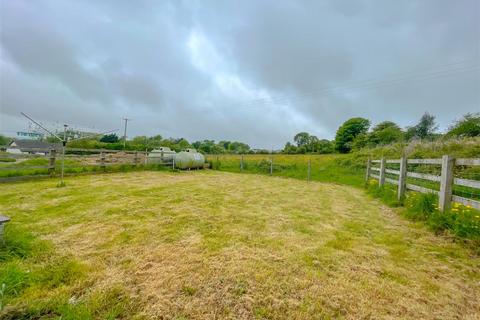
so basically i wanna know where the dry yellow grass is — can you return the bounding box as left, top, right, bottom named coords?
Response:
left=1, top=170, right=479, bottom=319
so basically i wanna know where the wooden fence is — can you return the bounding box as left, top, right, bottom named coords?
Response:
left=0, top=148, right=164, bottom=182
left=366, top=156, right=480, bottom=212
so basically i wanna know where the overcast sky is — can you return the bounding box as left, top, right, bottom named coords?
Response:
left=1, top=0, right=479, bottom=148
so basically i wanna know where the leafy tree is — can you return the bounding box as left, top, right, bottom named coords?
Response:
left=368, top=121, right=403, bottom=146
left=100, top=133, right=119, bottom=143
left=0, top=135, right=11, bottom=145
left=315, top=139, right=334, bottom=154
left=447, top=113, right=480, bottom=137
left=293, top=132, right=310, bottom=147
left=351, top=133, right=369, bottom=151
left=148, top=135, right=163, bottom=145
left=193, top=140, right=224, bottom=154
left=283, top=142, right=297, bottom=154
left=296, top=146, right=307, bottom=154
left=176, top=138, right=191, bottom=151
left=334, top=117, right=370, bottom=153
left=227, top=141, right=251, bottom=154
left=404, top=126, right=417, bottom=141
left=192, top=141, right=202, bottom=150
left=306, top=135, right=319, bottom=152
left=218, top=140, right=231, bottom=150
left=416, top=112, right=438, bottom=139
left=406, top=112, right=438, bottom=140
left=130, top=136, right=147, bottom=149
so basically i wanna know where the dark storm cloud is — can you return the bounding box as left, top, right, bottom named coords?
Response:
left=1, top=0, right=479, bottom=148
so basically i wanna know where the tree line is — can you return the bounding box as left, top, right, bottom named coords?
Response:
left=1, top=112, right=478, bottom=154
left=62, top=134, right=255, bottom=154
left=283, top=112, right=479, bottom=154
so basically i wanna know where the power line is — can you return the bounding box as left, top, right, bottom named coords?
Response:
left=238, top=61, right=480, bottom=109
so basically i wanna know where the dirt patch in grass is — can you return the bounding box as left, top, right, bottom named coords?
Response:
left=1, top=171, right=479, bottom=319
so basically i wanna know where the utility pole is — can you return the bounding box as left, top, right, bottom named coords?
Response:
left=60, top=124, right=68, bottom=186
left=123, top=118, right=131, bottom=149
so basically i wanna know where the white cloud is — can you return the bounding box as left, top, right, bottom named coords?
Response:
left=1, top=0, right=478, bottom=148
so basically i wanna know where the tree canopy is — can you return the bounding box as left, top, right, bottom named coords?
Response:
left=283, top=133, right=334, bottom=154
left=100, top=133, right=119, bottom=143
left=334, top=118, right=370, bottom=153
left=447, top=113, right=480, bottom=138
left=405, top=112, right=438, bottom=140
left=0, top=134, right=11, bottom=146
left=368, top=121, right=404, bottom=146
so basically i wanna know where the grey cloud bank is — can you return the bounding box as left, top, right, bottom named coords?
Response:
left=1, top=0, right=479, bottom=148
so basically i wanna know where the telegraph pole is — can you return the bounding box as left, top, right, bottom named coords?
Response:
left=122, top=118, right=131, bottom=149
left=60, top=124, right=68, bottom=186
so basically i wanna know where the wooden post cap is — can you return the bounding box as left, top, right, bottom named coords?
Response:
left=0, top=215, right=11, bottom=224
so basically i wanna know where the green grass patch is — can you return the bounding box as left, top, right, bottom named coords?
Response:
left=0, top=223, right=138, bottom=318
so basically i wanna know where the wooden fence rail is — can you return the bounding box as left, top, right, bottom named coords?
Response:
left=366, top=156, right=480, bottom=212
left=0, top=148, right=170, bottom=182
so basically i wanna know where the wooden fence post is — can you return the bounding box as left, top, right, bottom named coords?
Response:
left=397, top=156, right=407, bottom=202
left=379, top=157, right=386, bottom=187
left=270, top=157, right=273, bottom=175
left=365, top=158, right=371, bottom=182
left=134, top=152, right=139, bottom=166
left=49, top=149, right=56, bottom=176
left=100, top=151, right=106, bottom=172
left=240, top=155, right=244, bottom=171
left=439, top=155, right=454, bottom=212
left=307, top=159, right=311, bottom=181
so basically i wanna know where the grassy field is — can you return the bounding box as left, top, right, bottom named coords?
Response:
left=1, top=171, right=479, bottom=319
left=205, top=154, right=365, bottom=187
left=0, top=157, right=151, bottom=179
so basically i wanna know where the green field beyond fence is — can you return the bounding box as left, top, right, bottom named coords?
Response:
left=205, top=154, right=365, bottom=187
